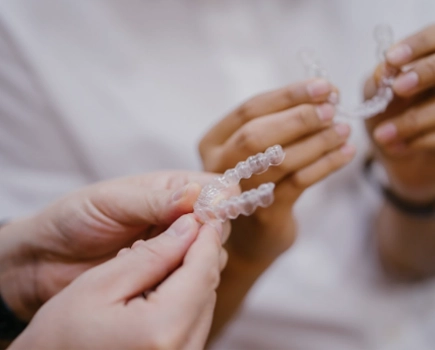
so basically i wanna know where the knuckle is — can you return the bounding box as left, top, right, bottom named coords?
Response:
left=288, top=169, right=313, bottom=190
left=320, top=128, right=337, bottom=147
left=422, top=56, right=435, bottom=81
left=325, top=151, right=344, bottom=173
left=403, top=107, right=421, bottom=133
left=413, top=27, right=433, bottom=51
left=282, top=86, right=298, bottom=105
left=293, top=105, right=318, bottom=130
left=290, top=173, right=308, bottom=189
left=324, top=151, right=342, bottom=170
left=416, top=35, right=429, bottom=50
left=235, top=98, right=259, bottom=124
left=134, top=242, right=170, bottom=272
left=234, top=122, right=262, bottom=152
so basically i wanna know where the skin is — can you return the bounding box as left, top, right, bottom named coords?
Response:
left=365, top=24, right=435, bottom=278
left=199, top=79, right=356, bottom=339
left=9, top=215, right=226, bottom=350
left=0, top=171, right=237, bottom=323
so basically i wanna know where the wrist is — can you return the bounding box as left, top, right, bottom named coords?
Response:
left=365, top=157, right=435, bottom=216
left=0, top=218, right=39, bottom=321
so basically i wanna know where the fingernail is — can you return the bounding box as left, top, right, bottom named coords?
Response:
left=165, top=215, right=198, bottom=237
left=172, top=184, right=190, bottom=202
left=340, top=144, right=356, bottom=157
left=335, top=123, right=350, bottom=137
left=386, top=44, right=412, bottom=65
left=393, top=71, right=419, bottom=94
left=374, top=123, right=397, bottom=143
left=316, top=103, right=335, bottom=122
left=307, top=79, right=331, bottom=98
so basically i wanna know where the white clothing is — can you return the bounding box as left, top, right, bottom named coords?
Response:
left=0, top=1, right=434, bottom=349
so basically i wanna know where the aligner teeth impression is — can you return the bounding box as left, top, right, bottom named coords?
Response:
left=193, top=145, right=285, bottom=223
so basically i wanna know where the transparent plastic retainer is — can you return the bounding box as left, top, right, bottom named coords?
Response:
left=300, top=24, right=396, bottom=120
left=193, top=145, right=285, bottom=223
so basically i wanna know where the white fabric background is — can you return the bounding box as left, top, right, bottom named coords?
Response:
left=0, top=1, right=434, bottom=349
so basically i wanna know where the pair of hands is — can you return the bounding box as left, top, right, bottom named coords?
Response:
left=1, top=172, right=234, bottom=349
left=200, top=24, right=435, bottom=268
left=1, top=80, right=355, bottom=349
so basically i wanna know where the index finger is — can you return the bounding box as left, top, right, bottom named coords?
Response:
left=201, top=79, right=334, bottom=146
left=386, top=24, right=435, bottom=67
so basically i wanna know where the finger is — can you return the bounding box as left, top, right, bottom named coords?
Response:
left=288, top=144, right=356, bottom=189
left=246, top=123, right=351, bottom=186
left=373, top=97, right=435, bottom=144
left=91, top=181, right=203, bottom=227
left=220, top=103, right=335, bottom=164
left=86, top=214, right=203, bottom=300
left=200, top=79, right=334, bottom=146
left=409, top=131, right=435, bottom=150
left=392, top=54, right=435, bottom=97
left=117, top=248, right=130, bottom=257
left=386, top=24, right=435, bottom=67
left=146, top=223, right=222, bottom=333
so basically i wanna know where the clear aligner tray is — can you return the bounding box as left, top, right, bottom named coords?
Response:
left=300, top=24, right=396, bottom=120
left=194, top=145, right=285, bottom=223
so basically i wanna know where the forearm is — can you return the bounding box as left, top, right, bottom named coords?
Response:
left=208, top=248, right=274, bottom=343
left=377, top=201, right=435, bottom=279
left=208, top=213, right=297, bottom=344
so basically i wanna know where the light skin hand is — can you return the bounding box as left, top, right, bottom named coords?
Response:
left=9, top=215, right=226, bottom=350
left=0, top=171, right=236, bottom=321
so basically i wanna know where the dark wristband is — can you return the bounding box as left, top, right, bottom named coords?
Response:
left=0, top=294, right=27, bottom=341
left=381, top=187, right=435, bottom=217
left=363, top=156, right=435, bottom=218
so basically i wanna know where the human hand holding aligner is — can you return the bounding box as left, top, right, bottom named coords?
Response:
left=300, top=24, right=396, bottom=120
left=193, top=145, right=285, bottom=223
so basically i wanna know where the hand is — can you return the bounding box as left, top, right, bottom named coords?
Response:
left=200, top=79, right=355, bottom=263
left=10, top=215, right=226, bottom=350
left=0, top=171, right=234, bottom=321
left=365, top=24, right=435, bottom=203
